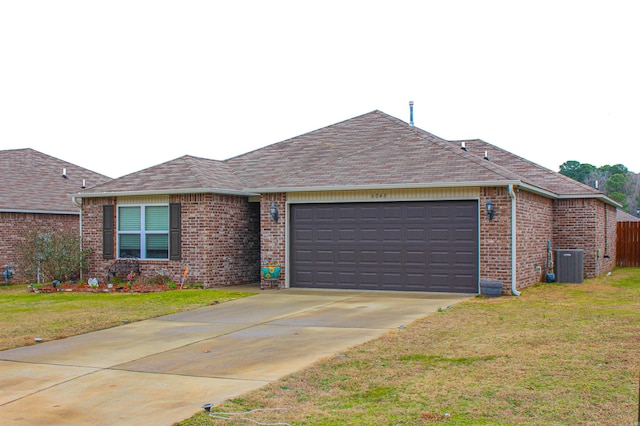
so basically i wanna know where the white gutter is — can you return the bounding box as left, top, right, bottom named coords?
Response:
left=509, top=184, right=520, bottom=296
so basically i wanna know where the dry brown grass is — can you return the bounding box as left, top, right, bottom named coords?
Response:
left=180, top=268, right=640, bottom=425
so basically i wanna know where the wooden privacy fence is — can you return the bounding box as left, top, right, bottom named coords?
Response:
left=617, top=222, right=640, bottom=267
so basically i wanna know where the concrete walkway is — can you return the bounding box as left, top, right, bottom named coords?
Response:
left=0, top=287, right=471, bottom=425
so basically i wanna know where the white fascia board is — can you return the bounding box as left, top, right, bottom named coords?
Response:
left=557, top=193, right=622, bottom=207
left=69, top=188, right=259, bottom=199
left=245, top=180, right=523, bottom=194
left=517, top=182, right=622, bottom=207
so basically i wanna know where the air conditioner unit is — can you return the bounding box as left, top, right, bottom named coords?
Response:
left=555, top=249, right=584, bottom=283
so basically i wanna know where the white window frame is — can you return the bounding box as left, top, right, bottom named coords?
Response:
left=117, top=204, right=169, bottom=260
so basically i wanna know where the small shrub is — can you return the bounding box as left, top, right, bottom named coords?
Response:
left=146, top=274, right=171, bottom=285
left=17, top=229, right=91, bottom=283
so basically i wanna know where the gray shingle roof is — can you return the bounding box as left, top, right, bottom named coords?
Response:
left=617, top=209, right=640, bottom=222
left=74, top=110, right=609, bottom=201
left=226, top=111, right=525, bottom=190
left=451, top=139, right=603, bottom=196
left=80, top=155, right=247, bottom=196
left=0, top=148, right=112, bottom=213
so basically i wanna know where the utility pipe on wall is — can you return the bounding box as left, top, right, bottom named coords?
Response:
left=508, top=184, right=520, bottom=296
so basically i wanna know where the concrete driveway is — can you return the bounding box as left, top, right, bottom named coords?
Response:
left=0, top=287, right=471, bottom=425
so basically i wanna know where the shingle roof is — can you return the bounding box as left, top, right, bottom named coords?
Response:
left=617, top=209, right=640, bottom=222
left=74, top=110, right=611, bottom=202
left=451, top=139, right=603, bottom=197
left=226, top=111, right=525, bottom=190
left=79, top=155, right=247, bottom=196
left=0, top=148, right=112, bottom=213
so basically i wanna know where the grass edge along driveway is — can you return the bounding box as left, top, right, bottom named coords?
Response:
left=0, top=285, right=255, bottom=351
left=179, top=268, right=640, bottom=426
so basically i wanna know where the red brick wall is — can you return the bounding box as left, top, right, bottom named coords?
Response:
left=260, top=193, right=286, bottom=288
left=481, top=187, right=556, bottom=294
left=0, top=211, right=79, bottom=282
left=479, top=187, right=512, bottom=292
left=515, top=190, right=554, bottom=289
left=553, top=198, right=615, bottom=278
left=481, top=188, right=614, bottom=294
left=82, top=194, right=260, bottom=287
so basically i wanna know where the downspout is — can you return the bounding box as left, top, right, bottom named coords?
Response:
left=508, top=185, right=520, bottom=296
left=72, top=197, right=83, bottom=281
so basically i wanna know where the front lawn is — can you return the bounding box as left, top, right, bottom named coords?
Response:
left=179, top=268, right=640, bottom=425
left=0, top=284, right=255, bottom=351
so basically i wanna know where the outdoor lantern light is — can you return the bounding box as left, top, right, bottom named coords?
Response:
left=269, top=204, right=279, bottom=222
left=486, top=200, right=495, bottom=220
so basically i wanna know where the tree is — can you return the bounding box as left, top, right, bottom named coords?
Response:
left=559, top=160, right=638, bottom=214
left=17, top=229, right=91, bottom=283
left=559, top=161, right=596, bottom=183
left=606, top=173, right=628, bottom=194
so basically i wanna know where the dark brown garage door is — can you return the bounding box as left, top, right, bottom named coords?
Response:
left=290, top=201, right=478, bottom=293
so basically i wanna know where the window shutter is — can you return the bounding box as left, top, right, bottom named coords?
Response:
left=169, top=203, right=181, bottom=260
left=103, top=205, right=114, bottom=259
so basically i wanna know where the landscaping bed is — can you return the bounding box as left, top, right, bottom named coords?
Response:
left=28, top=281, right=178, bottom=293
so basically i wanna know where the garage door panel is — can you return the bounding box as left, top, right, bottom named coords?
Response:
left=294, top=229, right=314, bottom=243
left=290, top=201, right=478, bottom=292
left=359, top=207, right=380, bottom=221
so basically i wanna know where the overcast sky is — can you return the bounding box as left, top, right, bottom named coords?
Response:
left=1, top=1, right=638, bottom=179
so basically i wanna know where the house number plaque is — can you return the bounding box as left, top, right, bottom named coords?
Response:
left=370, top=193, right=389, bottom=199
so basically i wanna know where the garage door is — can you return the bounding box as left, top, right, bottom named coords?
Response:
left=290, top=201, right=478, bottom=293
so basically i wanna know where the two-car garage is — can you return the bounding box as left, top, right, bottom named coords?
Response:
left=289, top=200, right=479, bottom=293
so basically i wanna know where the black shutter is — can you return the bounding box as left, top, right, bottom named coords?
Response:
left=169, top=203, right=181, bottom=260
left=103, top=205, right=114, bottom=259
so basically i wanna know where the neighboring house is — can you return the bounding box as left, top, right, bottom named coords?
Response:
left=616, top=209, right=640, bottom=222
left=0, top=148, right=112, bottom=282
left=75, top=111, right=617, bottom=294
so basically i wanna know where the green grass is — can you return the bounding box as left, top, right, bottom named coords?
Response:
left=0, top=283, right=255, bottom=350
left=178, top=268, right=640, bottom=425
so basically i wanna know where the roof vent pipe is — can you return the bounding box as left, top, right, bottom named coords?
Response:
left=409, top=101, right=414, bottom=127
left=82, top=179, right=86, bottom=189
left=461, top=141, right=467, bottom=151
left=62, top=168, right=67, bottom=178
left=484, top=151, right=489, bottom=160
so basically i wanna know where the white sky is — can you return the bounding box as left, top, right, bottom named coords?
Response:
left=1, top=1, right=638, bottom=179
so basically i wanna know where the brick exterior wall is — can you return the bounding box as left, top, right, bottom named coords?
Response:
left=0, top=212, right=79, bottom=282
left=82, top=194, right=260, bottom=288
left=260, top=193, right=286, bottom=288
left=479, top=187, right=512, bottom=291
left=553, top=198, right=616, bottom=278
left=76, top=188, right=614, bottom=293
left=515, top=190, right=554, bottom=289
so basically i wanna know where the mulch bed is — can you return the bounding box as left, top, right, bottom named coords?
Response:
left=28, top=281, right=173, bottom=293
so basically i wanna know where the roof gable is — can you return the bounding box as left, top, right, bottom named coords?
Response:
left=227, top=111, right=525, bottom=190
left=78, top=155, right=248, bottom=196
left=72, top=110, right=614, bottom=202
left=0, top=148, right=112, bottom=213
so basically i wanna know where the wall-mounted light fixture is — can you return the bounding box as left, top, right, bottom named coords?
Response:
left=269, top=204, right=279, bottom=222
left=486, top=200, right=495, bottom=220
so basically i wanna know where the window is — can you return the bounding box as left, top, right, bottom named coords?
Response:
left=117, top=205, right=169, bottom=259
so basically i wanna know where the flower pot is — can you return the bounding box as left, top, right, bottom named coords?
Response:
left=261, top=266, right=281, bottom=280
